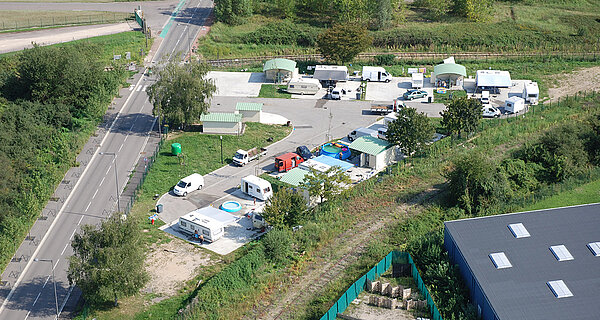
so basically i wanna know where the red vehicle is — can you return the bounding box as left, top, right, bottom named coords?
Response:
left=275, top=153, right=304, bottom=172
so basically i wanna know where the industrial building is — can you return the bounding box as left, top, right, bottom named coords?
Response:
left=444, top=203, right=600, bottom=320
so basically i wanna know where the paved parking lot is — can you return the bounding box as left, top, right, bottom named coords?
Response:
left=208, top=71, right=266, bottom=97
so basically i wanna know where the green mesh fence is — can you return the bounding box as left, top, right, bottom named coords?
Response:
left=320, top=251, right=443, bottom=320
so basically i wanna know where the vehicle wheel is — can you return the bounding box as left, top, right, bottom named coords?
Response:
left=183, top=192, right=187, bottom=197
left=300, top=92, right=304, bottom=95
left=385, top=79, right=390, bottom=83
left=198, top=185, right=203, bottom=190
left=410, top=97, right=414, bottom=100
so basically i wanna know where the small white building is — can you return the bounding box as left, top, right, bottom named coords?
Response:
left=178, top=207, right=237, bottom=243
left=241, top=175, right=273, bottom=201
left=200, top=112, right=243, bottom=135
left=235, top=102, right=262, bottom=122
left=475, top=70, right=512, bottom=93
left=348, top=136, right=397, bottom=171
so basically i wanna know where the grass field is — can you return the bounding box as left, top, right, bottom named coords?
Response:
left=0, top=10, right=131, bottom=31
left=258, top=84, right=291, bottom=98
left=433, top=89, right=467, bottom=105
left=520, top=178, right=600, bottom=212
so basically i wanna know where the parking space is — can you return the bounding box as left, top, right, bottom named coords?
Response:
left=365, top=77, right=434, bottom=102
left=208, top=71, right=266, bottom=97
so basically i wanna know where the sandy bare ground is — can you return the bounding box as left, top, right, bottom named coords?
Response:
left=0, top=22, right=134, bottom=53
left=547, top=66, right=600, bottom=101
left=143, top=237, right=213, bottom=298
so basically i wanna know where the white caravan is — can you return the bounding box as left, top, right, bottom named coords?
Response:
left=241, top=175, right=273, bottom=201
left=523, top=81, right=539, bottom=105
left=362, top=66, right=392, bottom=82
left=173, top=173, right=205, bottom=196
left=505, top=96, right=525, bottom=114
left=178, top=207, right=236, bottom=242
left=286, top=78, right=322, bottom=95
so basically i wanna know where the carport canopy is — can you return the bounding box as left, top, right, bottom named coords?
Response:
left=263, top=58, right=296, bottom=72
left=434, top=63, right=467, bottom=78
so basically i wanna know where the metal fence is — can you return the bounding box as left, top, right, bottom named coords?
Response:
left=319, top=251, right=443, bottom=320
left=0, top=13, right=130, bottom=31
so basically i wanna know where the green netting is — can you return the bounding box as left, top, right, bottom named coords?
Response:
left=327, top=306, right=337, bottom=319
left=337, top=295, right=348, bottom=313
left=320, top=314, right=327, bottom=320
left=347, top=282, right=358, bottom=301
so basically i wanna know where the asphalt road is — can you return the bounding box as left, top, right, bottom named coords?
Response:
left=0, top=0, right=212, bottom=318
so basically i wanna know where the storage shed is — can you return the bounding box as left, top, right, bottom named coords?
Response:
left=475, top=70, right=512, bottom=93
left=279, top=167, right=310, bottom=187
left=235, top=102, right=262, bottom=122
left=200, top=113, right=242, bottom=135
left=348, top=136, right=397, bottom=170
left=263, top=58, right=297, bottom=83
left=431, top=62, right=467, bottom=88
left=444, top=203, right=600, bottom=320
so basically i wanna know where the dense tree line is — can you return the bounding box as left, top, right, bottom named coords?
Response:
left=0, top=43, right=126, bottom=268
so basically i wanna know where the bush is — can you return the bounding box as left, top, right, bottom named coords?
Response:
left=262, top=228, right=293, bottom=265
left=373, top=54, right=396, bottom=66
left=245, top=20, right=319, bottom=46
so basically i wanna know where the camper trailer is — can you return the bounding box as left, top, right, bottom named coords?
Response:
left=362, top=66, right=392, bottom=82
left=178, top=207, right=236, bottom=243
left=505, top=96, right=525, bottom=114
left=286, top=78, right=322, bottom=95
left=240, top=175, right=273, bottom=201
left=347, top=127, right=378, bottom=142
left=411, top=73, right=424, bottom=89
left=523, top=82, right=539, bottom=105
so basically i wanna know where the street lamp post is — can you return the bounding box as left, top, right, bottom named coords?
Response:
left=220, top=136, right=223, bottom=164
left=99, top=152, right=121, bottom=213
left=34, top=259, right=58, bottom=319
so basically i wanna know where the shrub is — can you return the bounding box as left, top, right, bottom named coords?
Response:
left=245, top=20, right=319, bottom=46
left=262, top=228, right=293, bottom=265
left=373, top=54, right=396, bottom=66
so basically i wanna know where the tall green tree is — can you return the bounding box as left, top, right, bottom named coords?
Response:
left=262, top=187, right=308, bottom=227
left=147, top=58, right=216, bottom=129
left=369, top=0, right=401, bottom=29
left=68, top=216, right=148, bottom=306
left=317, top=23, right=372, bottom=64
left=214, top=0, right=253, bottom=24
left=386, top=107, right=434, bottom=157
left=440, top=97, right=482, bottom=138
left=301, top=166, right=351, bottom=203
left=415, top=0, right=452, bottom=20
left=453, top=0, right=493, bottom=22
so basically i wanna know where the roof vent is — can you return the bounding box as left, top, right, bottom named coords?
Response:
left=489, top=252, right=512, bottom=269
left=550, top=245, right=574, bottom=262
left=587, top=242, right=600, bottom=257
left=508, top=223, right=530, bottom=238
left=547, top=280, right=573, bottom=298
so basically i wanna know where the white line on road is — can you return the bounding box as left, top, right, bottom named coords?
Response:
left=77, top=215, right=84, bottom=226
left=85, top=201, right=92, bottom=212
left=105, top=165, right=111, bottom=175
left=142, top=85, right=148, bottom=91
left=24, top=311, right=30, bottom=320
left=31, top=292, right=42, bottom=307
left=70, top=230, right=76, bottom=241
left=58, top=286, right=74, bottom=319
left=92, top=189, right=99, bottom=199
left=136, top=85, right=142, bottom=92
left=99, top=176, right=106, bottom=186
left=128, top=85, right=134, bottom=91
left=53, top=259, right=59, bottom=270
left=42, top=275, right=51, bottom=289
left=61, top=243, right=69, bottom=256
left=118, top=144, right=124, bottom=152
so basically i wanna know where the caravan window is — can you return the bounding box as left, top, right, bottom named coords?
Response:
left=248, top=185, right=253, bottom=190
left=202, top=230, right=210, bottom=236
left=290, top=85, right=295, bottom=88
left=301, top=85, right=307, bottom=88
left=181, top=221, right=187, bottom=227
left=264, top=187, right=271, bottom=193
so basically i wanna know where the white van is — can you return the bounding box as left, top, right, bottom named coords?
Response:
left=241, top=175, right=273, bottom=201
left=362, top=66, right=392, bottom=82
left=347, top=127, right=378, bottom=142
left=287, top=78, right=322, bottom=95
left=330, top=87, right=341, bottom=100
left=173, top=173, right=204, bottom=196
left=482, top=105, right=501, bottom=118
left=480, top=91, right=490, bottom=104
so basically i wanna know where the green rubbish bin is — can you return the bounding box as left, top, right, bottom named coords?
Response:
left=171, top=143, right=181, bottom=156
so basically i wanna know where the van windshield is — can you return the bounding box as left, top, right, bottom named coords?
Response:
left=177, top=181, right=187, bottom=188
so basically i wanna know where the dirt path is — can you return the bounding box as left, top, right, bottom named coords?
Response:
left=547, top=66, right=600, bottom=101
left=246, top=203, right=407, bottom=320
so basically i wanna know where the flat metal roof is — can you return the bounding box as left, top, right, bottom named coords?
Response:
left=444, top=203, right=600, bottom=319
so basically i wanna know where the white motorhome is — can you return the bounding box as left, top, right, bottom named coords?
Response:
left=347, top=127, right=378, bottom=142
left=173, top=173, right=205, bottom=196
left=523, top=81, right=539, bottom=105
left=362, top=66, right=392, bottom=82
left=241, top=175, right=273, bottom=201
left=505, top=96, right=525, bottom=114
left=286, top=78, right=322, bottom=95
left=178, top=207, right=236, bottom=243
left=411, top=73, right=424, bottom=89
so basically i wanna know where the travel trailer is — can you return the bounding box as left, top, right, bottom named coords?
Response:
left=286, top=78, right=322, bottom=95
left=505, top=96, right=525, bottom=114
left=347, top=127, right=378, bottom=142
left=240, top=175, right=273, bottom=201
left=523, top=82, right=539, bottom=105
left=178, top=207, right=236, bottom=242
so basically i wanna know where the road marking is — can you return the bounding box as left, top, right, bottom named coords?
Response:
left=99, top=176, right=106, bottom=187
left=92, top=189, right=99, bottom=199
left=58, top=286, right=74, bottom=319
left=77, top=215, right=84, bottom=226
left=128, top=85, right=134, bottom=91
left=61, top=243, right=69, bottom=256
left=136, top=85, right=142, bottom=92
left=32, top=292, right=42, bottom=307
left=105, top=166, right=111, bottom=175
left=24, top=311, right=30, bottom=320
left=42, top=275, right=51, bottom=288
left=53, top=259, right=59, bottom=269
left=85, top=201, right=92, bottom=212
left=70, top=230, right=76, bottom=240
left=118, top=144, right=124, bottom=152
left=142, top=85, right=148, bottom=91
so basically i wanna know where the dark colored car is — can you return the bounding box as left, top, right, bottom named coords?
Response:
left=296, top=146, right=313, bottom=160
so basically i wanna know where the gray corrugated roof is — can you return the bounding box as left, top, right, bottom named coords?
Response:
left=444, top=203, right=600, bottom=320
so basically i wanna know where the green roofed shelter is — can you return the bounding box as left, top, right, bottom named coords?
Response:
left=235, top=102, right=263, bottom=122
left=431, top=62, right=467, bottom=88
left=263, top=58, right=297, bottom=83
left=349, top=136, right=398, bottom=170
left=279, top=167, right=309, bottom=187
left=200, top=112, right=243, bottom=135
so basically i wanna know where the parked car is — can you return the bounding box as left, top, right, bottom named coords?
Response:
left=296, top=146, right=314, bottom=160
left=173, top=173, right=204, bottom=196
left=330, top=88, right=341, bottom=100
left=403, top=89, right=428, bottom=100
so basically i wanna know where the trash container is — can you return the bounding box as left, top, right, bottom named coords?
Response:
left=428, top=96, right=433, bottom=103
left=171, top=143, right=181, bottom=156
left=356, top=92, right=361, bottom=100
left=156, top=204, right=163, bottom=213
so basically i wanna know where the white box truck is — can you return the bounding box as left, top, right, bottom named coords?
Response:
left=362, top=66, right=392, bottom=83
left=505, top=96, right=525, bottom=114
left=347, top=127, right=378, bottom=142
left=411, top=73, right=424, bottom=89
left=173, top=173, right=205, bottom=196
left=241, top=175, right=273, bottom=201
left=523, top=81, right=539, bottom=105
left=286, top=78, right=322, bottom=95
